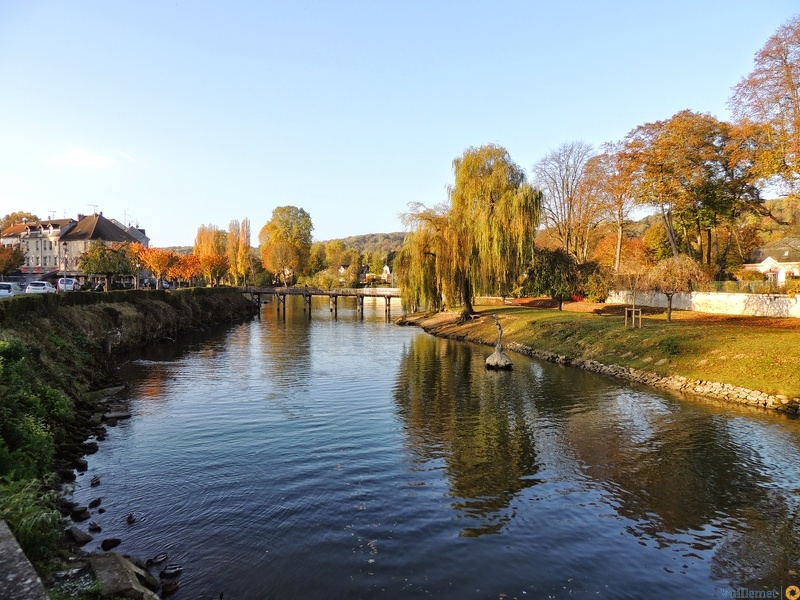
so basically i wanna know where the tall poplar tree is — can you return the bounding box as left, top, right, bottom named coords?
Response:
left=226, top=218, right=251, bottom=285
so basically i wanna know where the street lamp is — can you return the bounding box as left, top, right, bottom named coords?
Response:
left=135, top=263, right=140, bottom=289
left=61, top=242, right=68, bottom=292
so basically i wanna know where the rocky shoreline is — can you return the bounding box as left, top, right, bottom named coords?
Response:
left=0, top=288, right=259, bottom=599
left=400, top=311, right=800, bottom=414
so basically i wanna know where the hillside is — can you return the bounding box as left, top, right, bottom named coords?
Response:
left=321, top=232, right=406, bottom=255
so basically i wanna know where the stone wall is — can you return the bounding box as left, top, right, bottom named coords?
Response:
left=607, top=290, right=800, bottom=318
left=0, top=520, right=49, bottom=600
left=504, top=342, right=800, bottom=413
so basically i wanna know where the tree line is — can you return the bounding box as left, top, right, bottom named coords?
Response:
left=0, top=209, right=403, bottom=289
left=397, top=15, right=800, bottom=318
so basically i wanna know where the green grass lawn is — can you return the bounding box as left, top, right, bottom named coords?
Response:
left=415, top=304, right=800, bottom=399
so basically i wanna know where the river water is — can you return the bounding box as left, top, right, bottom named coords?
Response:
left=68, top=297, right=800, bottom=599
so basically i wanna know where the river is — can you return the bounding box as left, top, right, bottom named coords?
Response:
left=68, top=296, right=800, bottom=599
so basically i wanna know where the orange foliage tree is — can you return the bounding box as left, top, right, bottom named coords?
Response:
left=131, top=244, right=179, bottom=287
left=168, top=254, right=201, bottom=287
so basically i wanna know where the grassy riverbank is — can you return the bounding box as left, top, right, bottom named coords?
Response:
left=403, top=300, right=800, bottom=400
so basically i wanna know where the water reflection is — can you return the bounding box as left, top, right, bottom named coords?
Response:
left=394, top=334, right=540, bottom=536
left=393, top=332, right=800, bottom=587
left=91, top=307, right=800, bottom=596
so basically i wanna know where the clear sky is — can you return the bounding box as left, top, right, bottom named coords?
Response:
left=0, top=1, right=797, bottom=247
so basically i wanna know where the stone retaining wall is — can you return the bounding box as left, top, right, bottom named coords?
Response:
left=0, top=520, right=49, bottom=600
left=607, top=290, right=800, bottom=318
left=505, top=342, right=800, bottom=413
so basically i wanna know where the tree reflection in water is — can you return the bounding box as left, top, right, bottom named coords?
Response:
left=394, top=334, right=540, bottom=536
left=393, top=332, right=800, bottom=587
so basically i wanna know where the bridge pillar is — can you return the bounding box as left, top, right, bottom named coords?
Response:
left=303, top=293, right=312, bottom=317
left=277, top=293, right=285, bottom=317
left=329, top=295, right=338, bottom=319
left=357, top=296, right=364, bottom=319
left=384, top=296, right=391, bottom=320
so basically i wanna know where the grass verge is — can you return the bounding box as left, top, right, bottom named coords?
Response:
left=405, top=301, right=800, bottom=400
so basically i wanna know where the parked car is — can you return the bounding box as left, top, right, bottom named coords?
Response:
left=25, top=281, right=57, bottom=294
left=57, top=277, right=78, bottom=291
left=0, top=282, right=23, bottom=298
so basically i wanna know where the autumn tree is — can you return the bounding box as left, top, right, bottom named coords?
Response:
left=307, top=242, right=327, bottom=275
left=199, top=254, right=229, bottom=286
left=532, top=141, right=602, bottom=263
left=194, top=224, right=228, bottom=285
left=226, top=218, right=251, bottom=286
left=645, top=255, right=709, bottom=321
left=258, top=206, right=313, bottom=285
left=586, top=142, right=637, bottom=271
left=729, top=15, right=800, bottom=194
left=264, top=241, right=299, bottom=286
left=1, top=212, right=39, bottom=232
left=523, top=248, right=580, bottom=310
left=133, top=245, right=178, bottom=288
left=623, top=110, right=761, bottom=267
left=0, top=246, right=25, bottom=279
left=323, top=240, right=347, bottom=270
left=616, top=237, right=652, bottom=310
left=642, top=221, right=674, bottom=263
left=77, top=241, right=134, bottom=290
left=168, top=254, right=201, bottom=287
left=399, top=144, right=541, bottom=316
left=396, top=205, right=447, bottom=312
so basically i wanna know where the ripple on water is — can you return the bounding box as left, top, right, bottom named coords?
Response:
left=69, top=302, right=800, bottom=598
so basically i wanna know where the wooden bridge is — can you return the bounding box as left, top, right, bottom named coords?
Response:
left=241, top=286, right=402, bottom=319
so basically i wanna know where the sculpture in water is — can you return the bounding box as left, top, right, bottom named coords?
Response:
left=485, top=314, right=513, bottom=370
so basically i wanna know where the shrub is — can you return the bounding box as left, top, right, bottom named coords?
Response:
left=0, top=477, right=62, bottom=561
left=0, top=337, right=72, bottom=479
left=662, top=338, right=680, bottom=356
left=584, top=271, right=610, bottom=303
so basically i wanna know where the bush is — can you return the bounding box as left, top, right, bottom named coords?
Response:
left=734, top=268, right=765, bottom=282
left=584, top=270, right=610, bottom=303
left=0, top=477, right=62, bottom=561
left=0, top=337, right=72, bottom=480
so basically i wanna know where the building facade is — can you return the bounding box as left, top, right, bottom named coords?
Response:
left=1, top=213, right=149, bottom=282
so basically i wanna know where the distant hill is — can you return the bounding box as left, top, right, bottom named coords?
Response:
left=163, top=246, right=193, bottom=255
left=322, top=232, right=407, bottom=255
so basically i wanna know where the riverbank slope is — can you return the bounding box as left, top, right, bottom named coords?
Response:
left=0, top=287, right=257, bottom=589
left=399, top=301, right=800, bottom=412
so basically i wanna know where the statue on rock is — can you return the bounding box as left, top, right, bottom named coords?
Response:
left=485, top=314, right=513, bottom=370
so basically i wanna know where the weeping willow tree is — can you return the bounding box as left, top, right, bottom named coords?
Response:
left=397, top=144, right=542, bottom=317
left=396, top=203, right=449, bottom=313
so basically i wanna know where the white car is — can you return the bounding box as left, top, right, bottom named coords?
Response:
left=25, top=281, right=57, bottom=294
left=0, top=282, right=23, bottom=297
left=58, top=277, right=78, bottom=291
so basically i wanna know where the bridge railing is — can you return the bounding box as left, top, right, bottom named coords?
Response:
left=242, top=286, right=400, bottom=297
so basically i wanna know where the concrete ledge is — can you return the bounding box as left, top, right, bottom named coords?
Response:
left=607, top=290, right=800, bottom=318
left=0, top=520, right=49, bottom=600
left=89, top=553, right=161, bottom=600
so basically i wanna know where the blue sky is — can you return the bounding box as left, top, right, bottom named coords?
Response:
left=0, top=1, right=797, bottom=247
